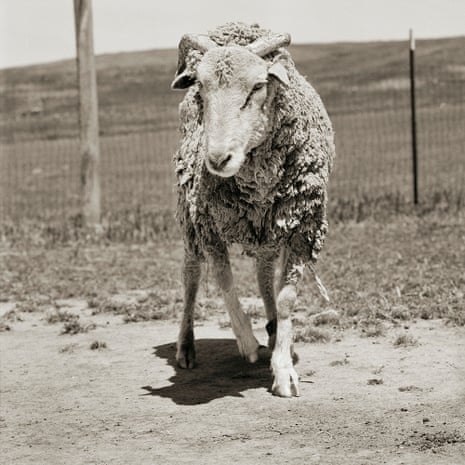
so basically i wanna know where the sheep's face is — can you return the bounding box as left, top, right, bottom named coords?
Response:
left=175, top=46, right=289, bottom=178
left=199, top=47, right=279, bottom=177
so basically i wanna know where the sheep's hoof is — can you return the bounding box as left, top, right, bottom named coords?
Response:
left=271, top=367, right=300, bottom=397
left=240, top=345, right=259, bottom=363
left=237, top=337, right=260, bottom=364
left=246, top=349, right=259, bottom=364
left=176, top=344, right=196, bottom=369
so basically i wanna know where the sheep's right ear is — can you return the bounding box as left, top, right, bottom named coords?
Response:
left=171, top=70, right=197, bottom=90
left=171, top=33, right=216, bottom=90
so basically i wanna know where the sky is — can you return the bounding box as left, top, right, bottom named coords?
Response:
left=1, top=0, right=464, bottom=69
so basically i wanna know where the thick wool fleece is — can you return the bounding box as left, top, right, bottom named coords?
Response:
left=174, top=23, right=335, bottom=265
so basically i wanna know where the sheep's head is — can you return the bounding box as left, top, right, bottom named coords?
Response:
left=171, top=32, right=291, bottom=178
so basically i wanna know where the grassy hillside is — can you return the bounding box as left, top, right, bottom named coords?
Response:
left=1, top=36, right=464, bottom=142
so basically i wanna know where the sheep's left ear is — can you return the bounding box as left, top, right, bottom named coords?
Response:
left=171, top=33, right=216, bottom=90
left=268, top=61, right=289, bottom=86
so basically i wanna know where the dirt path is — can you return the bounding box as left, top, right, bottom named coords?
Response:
left=1, top=306, right=465, bottom=465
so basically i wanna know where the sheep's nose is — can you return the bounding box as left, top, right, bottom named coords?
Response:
left=208, top=152, right=233, bottom=172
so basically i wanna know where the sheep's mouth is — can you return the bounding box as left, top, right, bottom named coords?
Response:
left=206, top=162, right=239, bottom=178
left=205, top=151, right=245, bottom=178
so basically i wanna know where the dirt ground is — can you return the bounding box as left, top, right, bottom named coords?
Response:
left=1, top=300, right=464, bottom=465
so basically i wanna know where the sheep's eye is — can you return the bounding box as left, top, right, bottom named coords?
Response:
left=241, top=82, right=267, bottom=109
left=252, top=81, right=267, bottom=92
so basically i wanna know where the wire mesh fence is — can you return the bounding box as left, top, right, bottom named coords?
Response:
left=0, top=37, right=464, bottom=224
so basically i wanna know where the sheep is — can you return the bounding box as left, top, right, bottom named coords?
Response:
left=171, top=23, right=335, bottom=397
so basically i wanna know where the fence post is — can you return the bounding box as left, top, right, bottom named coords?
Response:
left=409, top=29, right=419, bottom=205
left=74, top=0, right=101, bottom=227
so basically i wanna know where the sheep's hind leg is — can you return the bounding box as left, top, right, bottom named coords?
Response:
left=211, top=246, right=260, bottom=363
left=256, top=249, right=279, bottom=350
left=271, top=249, right=303, bottom=397
left=176, top=252, right=201, bottom=369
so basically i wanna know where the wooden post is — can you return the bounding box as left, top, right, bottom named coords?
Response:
left=409, top=29, right=419, bottom=205
left=74, top=0, right=101, bottom=226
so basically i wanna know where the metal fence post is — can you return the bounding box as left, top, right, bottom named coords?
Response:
left=409, top=29, right=419, bottom=205
left=74, top=0, right=101, bottom=227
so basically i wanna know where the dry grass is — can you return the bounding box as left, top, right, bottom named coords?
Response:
left=401, top=430, right=465, bottom=451
left=46, top=309, right=77, bottom=324
left=398, top=385, right=423, bottom=392
left=367, top=378, right=384, bottom=385
left=59, top=343, right=79, bottom=353
left=0, top=322, right=11, bottom=332
left=329, top=355, right=350, bottom=367
left=311, top=309, right=340, bottom=326
left=294, top=326, right=331, bottom=344
left=60, top=318, right=96, bottom=335
left=0, top=309, right=23, bottom=322
left=393, top=333, right=419, bottom=348
left=1, top=211, right=464, bottom=339
left=90, top=341, right=107, bottom=350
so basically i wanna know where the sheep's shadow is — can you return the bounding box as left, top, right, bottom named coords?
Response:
left=141, top=339, right=272, bottom=405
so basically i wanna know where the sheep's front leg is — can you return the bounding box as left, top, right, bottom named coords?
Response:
left=176, top=252, right=201, bottom=369
left=210, top=247, right=260, bottom=363
left=271, top=249, right=303, bottom=397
